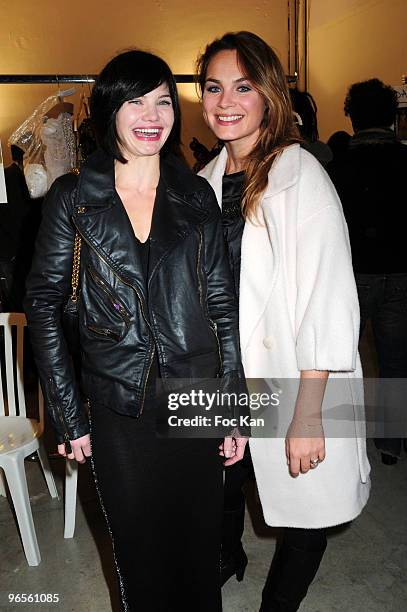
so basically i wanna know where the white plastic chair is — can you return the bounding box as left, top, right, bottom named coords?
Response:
left=64, top=454, right=78, bottom=539
left=0, top=312, right=78, bottom=565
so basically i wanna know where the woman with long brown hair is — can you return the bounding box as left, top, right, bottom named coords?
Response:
left=197, top=31, right=370, bottom=611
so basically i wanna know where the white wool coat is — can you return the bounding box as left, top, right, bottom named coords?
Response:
left=199, top=144, right=371, bottom=528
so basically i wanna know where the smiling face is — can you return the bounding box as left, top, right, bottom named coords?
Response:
left=115, top=82, right=175, bottom=161
left=202, top=49, right=266, bottom=154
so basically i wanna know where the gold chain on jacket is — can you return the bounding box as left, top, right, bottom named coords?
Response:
left=70, top=231, right=82, bottom=302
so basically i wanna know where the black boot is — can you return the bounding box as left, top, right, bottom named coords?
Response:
left=220, top=503, right=248, bottom=586
left=221, top=448, right=252, bottom=586
left=259, top=528, right=327, bottom=612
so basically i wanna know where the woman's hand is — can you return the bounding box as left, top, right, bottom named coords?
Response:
left=219, top=436, right=249, bottom=466
left=57, top=434, right=92, bottom=464
left=285, top=421, right=325, bottom=477
left=285, top=369, right=328, bottom=477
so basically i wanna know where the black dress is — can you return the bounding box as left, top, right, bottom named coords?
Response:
left=89, top=233, right=224, bottom=612
left=220, top=171, right=245, bottom=298
left=219, top=173, right=253, bottom=513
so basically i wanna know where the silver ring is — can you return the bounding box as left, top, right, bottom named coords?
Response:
left=310, top=458, right=319, bottom=467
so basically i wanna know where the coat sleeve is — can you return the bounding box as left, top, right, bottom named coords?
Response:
left=24, top=175, right=89, bottom=444
left=295, top=166, right=360, bottom=372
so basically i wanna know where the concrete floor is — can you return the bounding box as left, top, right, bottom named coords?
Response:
left=1, top=328, right=406, bottom=612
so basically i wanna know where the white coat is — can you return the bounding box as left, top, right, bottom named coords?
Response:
left=199, top=144, right=371, bottom=528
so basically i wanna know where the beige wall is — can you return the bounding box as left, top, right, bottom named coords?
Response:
left=0, top=0, right=288, bottom=166
left=308, top=0, right=407, bottom=141
left=2, top=1, right=406, bottom=166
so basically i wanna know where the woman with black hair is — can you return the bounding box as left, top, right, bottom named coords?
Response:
left=25, top=49, right=248, bottom=611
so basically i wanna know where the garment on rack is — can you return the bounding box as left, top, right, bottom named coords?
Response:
left=23, top=164, right=47, bottom=199
left=8, top=93, right=77, bottom=197
left=41, top=113, right=76, bottom=188
left=77, top=117, right=98, bottom=162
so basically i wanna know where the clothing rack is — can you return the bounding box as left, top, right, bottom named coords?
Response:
left=0, top=73, right=298, bottom=85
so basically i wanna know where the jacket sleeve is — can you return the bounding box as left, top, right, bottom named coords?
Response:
left=295, top=165, right=360, bottom=372
left=201, top=183, right=250, bottom=434
left=24, top=175, right=89, bottom=444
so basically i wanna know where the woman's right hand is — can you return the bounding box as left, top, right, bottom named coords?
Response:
left=219, top=435, right=249, bottom=466
left=58, top=434, right=92, bottom=463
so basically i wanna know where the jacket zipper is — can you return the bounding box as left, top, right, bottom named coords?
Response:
left=196, top=227, right=223, bottom=376
left=87, top=324, right=122, bottom=342
left=209, top=319, right=223, bottom=377
left=196, top=227, right=204, bottom=307
left=72, top=223, right=154, bottom=414
left=87, top=265, right=131, bottom=328
left=47, top=378, right=72, bottom=453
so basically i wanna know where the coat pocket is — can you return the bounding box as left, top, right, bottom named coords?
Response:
left=87, top=265, right=132, bottom=327
left=83, top=265, right=132, bottom=341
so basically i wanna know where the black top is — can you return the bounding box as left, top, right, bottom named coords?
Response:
left=221, top=171, right=245, bottom=298
left=135, top=235, right=150, bottom=280
left=134, top=235, right=160, bottom=391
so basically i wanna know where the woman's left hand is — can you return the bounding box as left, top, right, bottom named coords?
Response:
left=219, top=436, right=249, bottom=466
left=285, top=422, right=325, bottom=477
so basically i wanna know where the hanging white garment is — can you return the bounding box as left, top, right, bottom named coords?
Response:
left=8, top=92, right=76, bottom=198
left=24, top=164, right=48, bottom=199
left=41, top=113, right=76, bottom=189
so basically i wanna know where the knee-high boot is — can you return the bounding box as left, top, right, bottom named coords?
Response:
left=221, top=451, right=253, bottom=586
left=259, top=528, right=327, bottom=612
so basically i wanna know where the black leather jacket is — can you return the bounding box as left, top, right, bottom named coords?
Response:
left=24, top=151, right=247, bottom=444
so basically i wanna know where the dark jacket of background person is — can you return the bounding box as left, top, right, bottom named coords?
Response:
left=0, top=162, right=30, bottom=253
left=0, top=161, right=36, bottom=311
left=327, top=130, right=351, bottom=163
left=24, top=149, right=246, bottom=444
left=327, top=128, right=407, bottom=273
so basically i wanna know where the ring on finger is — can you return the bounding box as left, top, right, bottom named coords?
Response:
left=310, top=458, right=319, bottom=468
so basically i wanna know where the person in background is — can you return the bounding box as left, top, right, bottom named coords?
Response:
left=327, top=130, right=351, bottom=162
left=0, top=145, right=30, bottom=311
left=289, top=88, right=333, bottom=166
left=25, top=49, right=248, bottom=611
left=197, top=31, right=370, bottom=611
left=328, top=78, right=407, bottom=466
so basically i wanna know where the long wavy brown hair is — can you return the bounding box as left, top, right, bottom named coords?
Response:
left=196, top=31, right=301, bottom=220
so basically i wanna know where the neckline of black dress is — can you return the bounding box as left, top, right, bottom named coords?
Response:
left=134, top=235, right=150, bottom=246
left=223, top=170, right=245, bottom=180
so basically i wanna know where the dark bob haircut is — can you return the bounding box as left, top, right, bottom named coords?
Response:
left=344, top=78, right=398, bottom=131
left=90, top=49, right=181, bottom=163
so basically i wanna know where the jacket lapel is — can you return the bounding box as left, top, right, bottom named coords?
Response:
left=73, top=150, right=147, bottom=299
left=73, top=150, right=209, bottom=297
left=198, top=147, right=228, bottom=209
left=239, top=211, right=277, bottom=353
